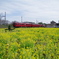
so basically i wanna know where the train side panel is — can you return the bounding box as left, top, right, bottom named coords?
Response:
left=13, top=22, right=45, bottom=27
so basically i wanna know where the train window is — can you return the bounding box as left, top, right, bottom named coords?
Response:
left=21, top=24, right=24, bottom=25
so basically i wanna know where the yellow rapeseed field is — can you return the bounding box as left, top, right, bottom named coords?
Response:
left=0, top=28, right=59, bottom=59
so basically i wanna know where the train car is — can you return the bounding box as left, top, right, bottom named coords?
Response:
left=13, top=22, right=45, bottom=28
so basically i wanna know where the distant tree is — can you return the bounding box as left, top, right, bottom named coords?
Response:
left=38, top=22, right=46, bottom=27
left=38, top=22, right=46, bottom=25
left=38, top=22, right=42, bottom=24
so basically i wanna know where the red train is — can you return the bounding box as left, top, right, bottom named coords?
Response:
left=13, top=22, right=45, bottom=28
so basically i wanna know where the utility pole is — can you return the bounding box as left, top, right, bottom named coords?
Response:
left=0, top=14, right=1, bottom=25
left=58, top=20, right=59, bottom=23
left=5, top=12, right=6, bottom=20
left=0, top=12, right=6, bottom=20
left=0, top=12, right=6, bottom=25
left=36, top=20, right=38, bottom=24
left=0, top=14, right=1, bottom=20
left=21, top=16, right=22, bottom=23
left=5, top=12, right=6, bottom=24
left=0, top=13, right=2, bottom=20
left=0, top=13, right=2, bottom=25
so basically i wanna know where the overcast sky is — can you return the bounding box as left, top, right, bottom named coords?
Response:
left=0, top=0, right=59, bottom=23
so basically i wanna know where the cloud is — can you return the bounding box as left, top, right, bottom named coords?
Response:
left=0, top=0, right=59, bottom=23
